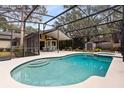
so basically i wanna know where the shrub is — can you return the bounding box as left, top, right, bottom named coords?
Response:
left=6, top=48, right=11, bottom=52
left=14, top=50, right=23, bottom=57
left=0, top=52, right=11, bottom=57
left=95, top=48, right=102, bottom=52
left=74, top=48, right=80, bottom=51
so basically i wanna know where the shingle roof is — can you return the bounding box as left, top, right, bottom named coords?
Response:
left=0, top=31, right=21, bottom=40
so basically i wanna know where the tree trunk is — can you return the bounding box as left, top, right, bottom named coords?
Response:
left=20, top=6, right=24, bottom=50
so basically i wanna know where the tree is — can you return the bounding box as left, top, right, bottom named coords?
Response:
left=55, top=5, right=122, bottom=42
left=0, top=16, right=9, bottom=31
left=0, top=5, right=47, bottom=49
left=17, top=5, right=47, bottom=49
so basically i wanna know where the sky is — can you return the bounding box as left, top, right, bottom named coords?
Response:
left=26, top=5, right=64, bottom=30
left=46, top=5, right=64, bottom=17
left=42, top=5, right=64, bottom=29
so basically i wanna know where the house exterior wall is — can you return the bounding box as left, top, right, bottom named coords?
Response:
left=0, top=40, right=11, bottom=48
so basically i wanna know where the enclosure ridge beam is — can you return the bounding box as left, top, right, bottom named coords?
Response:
left=67, top=19, right=122, bottom=33
left=24, top=5, right=39, bottom=22
left=57, top=5, right=120, bottom=28
left=44, top=5, right=77, bottom=24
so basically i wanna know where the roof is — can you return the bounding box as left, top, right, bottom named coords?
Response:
left=0, top=31, right=20, bottom=40
left=25, top=28, right=71, bottom=40
left=40, top=29, right=71, bottom=40
left=0, top=29, right=71, bottom=41
left=24, top=31, right=38, bottom=39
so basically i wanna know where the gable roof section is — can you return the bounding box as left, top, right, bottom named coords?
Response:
left=40, top=29, right=71, bottom=40
left=0, top=29, right=71, bottom=41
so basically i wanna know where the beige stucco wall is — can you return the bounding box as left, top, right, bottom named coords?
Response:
left=0, top=40, right=11, bottom=48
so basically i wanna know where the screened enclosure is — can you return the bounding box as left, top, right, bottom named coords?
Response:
left=0, top=5, right=123, bottom=61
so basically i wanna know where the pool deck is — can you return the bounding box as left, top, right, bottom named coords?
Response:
left=0, top=51, right=124, bottom=88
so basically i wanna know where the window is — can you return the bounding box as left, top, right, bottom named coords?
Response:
left=40, top=34, right=42, bottom=39
left=48, top=41, right=50, bottom=46
left=12, top=42, right=17, bottom=46
left=52, top=41, right=56, bottom=46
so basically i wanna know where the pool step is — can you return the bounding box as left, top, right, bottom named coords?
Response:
left=28, top=61, right=49, bottom=68
left=29, top=61, right=47, bottom=65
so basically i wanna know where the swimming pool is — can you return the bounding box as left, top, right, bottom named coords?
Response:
left=11, top=53, right=112, bottom=86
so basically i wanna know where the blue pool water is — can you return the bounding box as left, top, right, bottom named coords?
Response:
left=11, top=53, right=112, bottom=86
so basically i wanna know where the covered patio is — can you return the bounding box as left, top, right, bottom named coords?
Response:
left=39, top=29, right=71, bottom=51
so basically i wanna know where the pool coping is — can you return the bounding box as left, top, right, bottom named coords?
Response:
left=0, top=51, right=124, bottom=88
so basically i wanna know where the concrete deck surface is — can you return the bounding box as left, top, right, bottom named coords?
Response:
left=0, top=51, right=123, bottom=88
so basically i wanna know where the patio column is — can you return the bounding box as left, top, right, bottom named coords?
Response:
left=10, top=30, right=13, bottom=59
left=121, top=5, right=124, bottom=62
left=71, top=38, right=73, bottom=51
left=23, top=22, right=26, bottom=57
left=57, top=29, right=59, bottom=53
left=38, top=23, right=40, bottom=55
